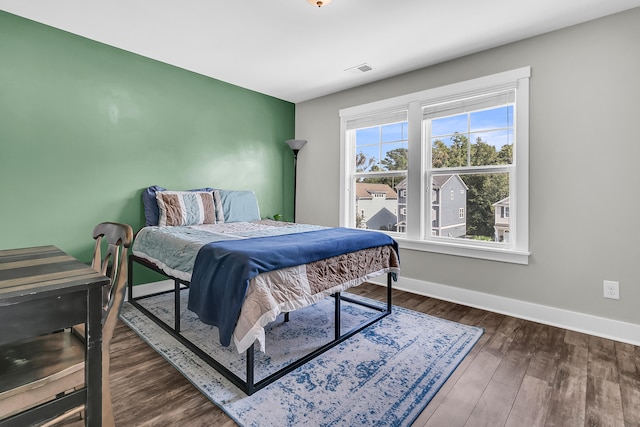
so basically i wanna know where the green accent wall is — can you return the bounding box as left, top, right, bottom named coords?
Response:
left=0, top=11, right=295, bottom=281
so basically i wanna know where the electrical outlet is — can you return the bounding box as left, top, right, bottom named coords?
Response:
left=603, top=280, right=619, bottom=300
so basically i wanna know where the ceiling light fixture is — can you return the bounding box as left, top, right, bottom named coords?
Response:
left=307, top=0, right=332, bottom=7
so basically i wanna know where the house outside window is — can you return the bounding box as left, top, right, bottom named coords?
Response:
left=493, top=196, right=510, bottom=242
left=340, top=68, right=530, bottom=264
left=355, top=182, right=399, bottom=231
left=432, top=175, right=467, bottom=238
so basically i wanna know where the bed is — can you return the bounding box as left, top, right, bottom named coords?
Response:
left=127, top=187, right=400, bottom=395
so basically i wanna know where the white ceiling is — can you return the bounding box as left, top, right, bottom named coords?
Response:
left=2, top=0, right=640, bottom=103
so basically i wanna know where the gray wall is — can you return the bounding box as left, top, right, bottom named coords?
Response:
left=294, top=8, right=640, bottom=326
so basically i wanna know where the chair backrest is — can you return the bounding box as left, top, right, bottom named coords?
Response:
left=91, top=222, right=133, bottom=349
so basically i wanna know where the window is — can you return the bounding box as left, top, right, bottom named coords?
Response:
left=340, top=68, right=530, bottom=264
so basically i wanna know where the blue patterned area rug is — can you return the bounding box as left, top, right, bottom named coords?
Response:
left=120, top=290, right=483, bottom=427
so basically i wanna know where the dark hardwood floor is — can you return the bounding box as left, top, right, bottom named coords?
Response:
left=61, top=283, right=639, bottom=426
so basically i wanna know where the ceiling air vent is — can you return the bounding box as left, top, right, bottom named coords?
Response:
left=345, top=63, right=373, bottom=75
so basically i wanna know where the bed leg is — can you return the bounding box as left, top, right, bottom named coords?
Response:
left=127, top=255, right=133, bottom=302
left=174, top=279, right=181, bottom=332
left=334, top=292, right=341, bottom=340
left=387, top=273, right=392, bottom=312
left=284, top=312, right=290, bottom=323
left=246, top=343, right=255, bottom=395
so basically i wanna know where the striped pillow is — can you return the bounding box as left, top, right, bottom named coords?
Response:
left=156, top=191, right=216, bottom=226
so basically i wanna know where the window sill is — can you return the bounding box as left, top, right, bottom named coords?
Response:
left=393, top=236, right=530, bottom=265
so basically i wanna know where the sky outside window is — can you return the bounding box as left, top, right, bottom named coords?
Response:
left=355, top=122, right=408, bottom=172
left=431, top=106, right=513, bottom=146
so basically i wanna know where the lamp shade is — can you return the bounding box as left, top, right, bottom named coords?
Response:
left=286, top=139, right=308, bottom=152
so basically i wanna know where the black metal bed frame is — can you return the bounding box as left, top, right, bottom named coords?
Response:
left=127, top=254, right=392, bottom=395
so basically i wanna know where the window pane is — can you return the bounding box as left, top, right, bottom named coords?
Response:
left=355, top=122, right=408, bottom=172
left=355, top=176, right=406, bottom=233
left=355, top=127, right=379, bottom=145
left=432, top=134, right=469, bottom=168
left=430, top=172, right=509, bottom=242
left=381, top=142, right=408, bottom=171
left=469, top=131, right=513, bottom=166
left=355, top=127, right=378, bottom=171
left=469, top=105, right=513, bottom=131
left=431, top=114, right=467, bottom=137
left=381, top=122, right=408, bottom=143
left=469, top=105, right=513, bottom=166
left=355, top=145, right=378, bottom=172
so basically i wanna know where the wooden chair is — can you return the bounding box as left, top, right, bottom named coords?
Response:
left=0, top=222, right=133, bottom=426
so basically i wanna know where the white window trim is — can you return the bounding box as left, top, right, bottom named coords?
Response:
left=340, top=67, right=531, bottom=265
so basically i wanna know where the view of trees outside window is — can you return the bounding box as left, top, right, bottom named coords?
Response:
left=352, top=103, right=513, bottom=243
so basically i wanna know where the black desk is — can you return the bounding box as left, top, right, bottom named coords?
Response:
left=0, top=245, right=110, bottom=426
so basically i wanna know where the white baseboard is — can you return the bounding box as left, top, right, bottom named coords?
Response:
left=128, top=277, right=640, bottom=346
left=368, top=276, right=640, bottom=346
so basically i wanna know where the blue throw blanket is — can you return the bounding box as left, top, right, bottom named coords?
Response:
left=188, top=227, right=399, bottom=347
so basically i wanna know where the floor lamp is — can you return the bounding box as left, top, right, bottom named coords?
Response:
left=286, top=139, right=307, bottom=222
